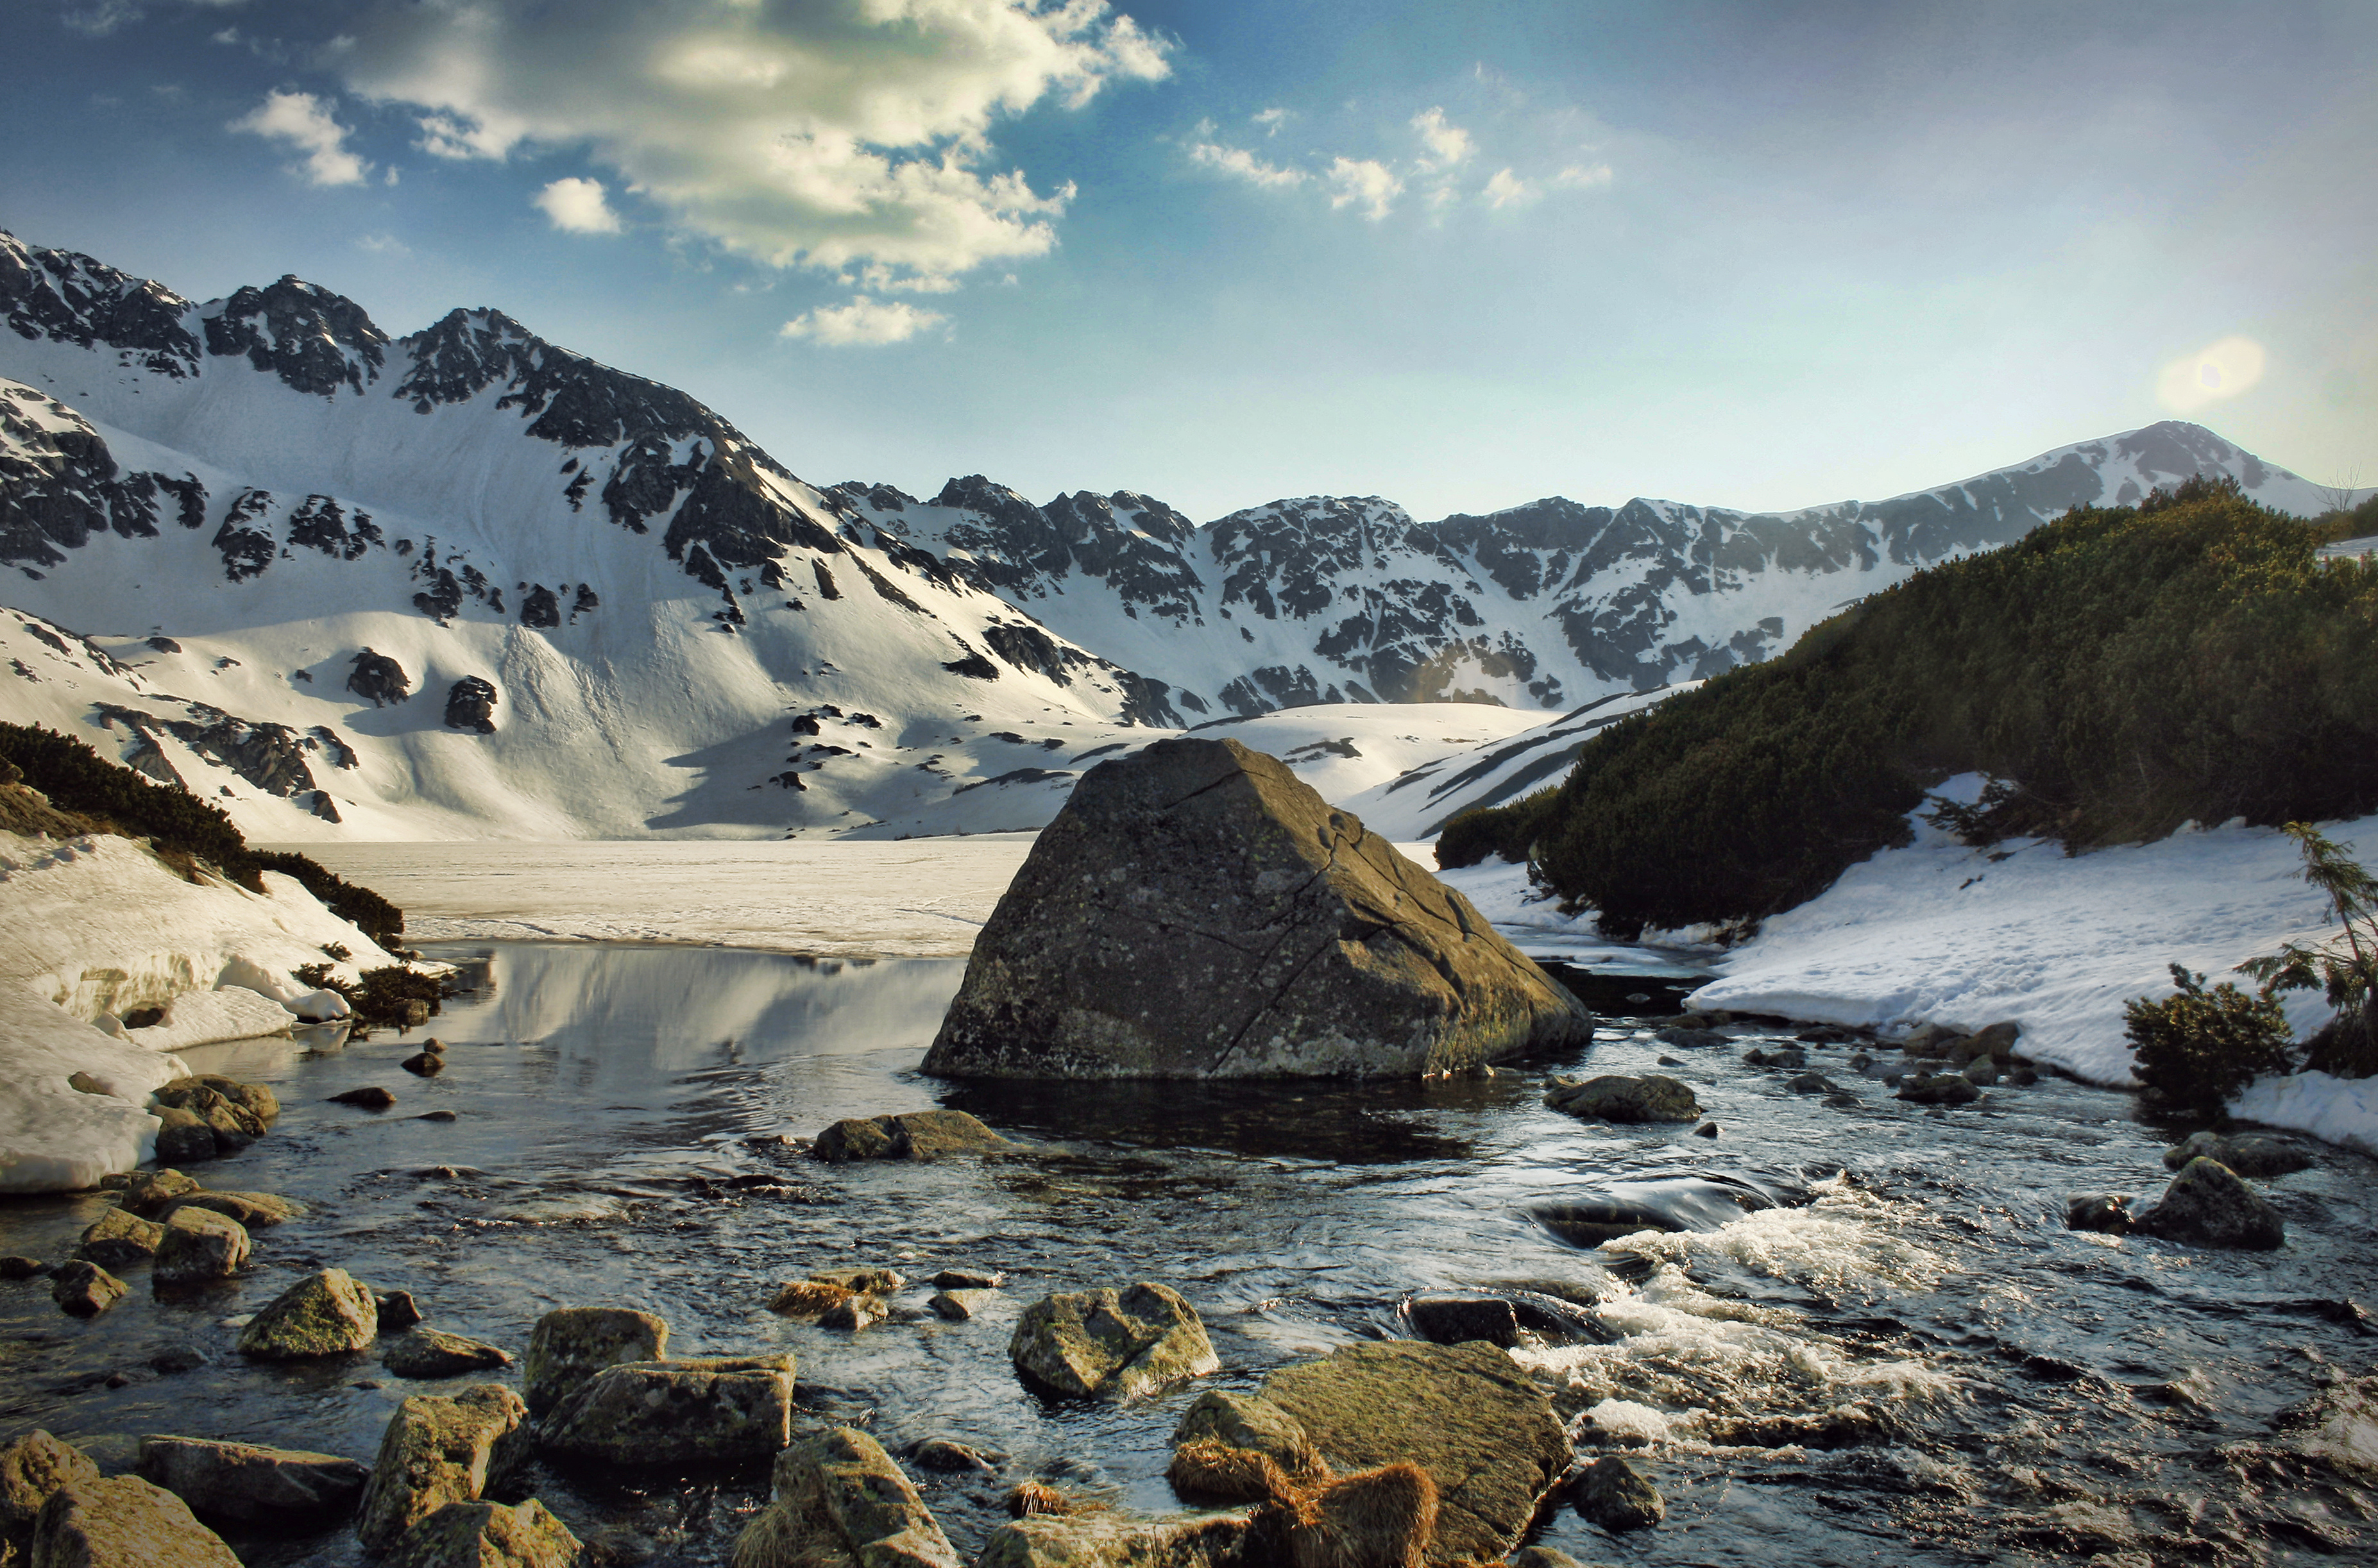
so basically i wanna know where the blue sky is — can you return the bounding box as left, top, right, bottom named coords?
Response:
left=4, top=0, right=2372, bottom=521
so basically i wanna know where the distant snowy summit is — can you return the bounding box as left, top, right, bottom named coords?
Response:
left=0, top=228, right=2336, bottom=840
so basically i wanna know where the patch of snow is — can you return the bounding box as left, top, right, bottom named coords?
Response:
left=0, top=825, right=403, bottom=1192
left=1681, top=783, right=2365, bottom=1092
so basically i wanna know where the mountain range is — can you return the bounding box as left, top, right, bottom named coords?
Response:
left=0, top=228, right=2343, bottom=841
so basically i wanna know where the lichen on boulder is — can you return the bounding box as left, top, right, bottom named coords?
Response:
left=237, top=1269, right=378, bottom=1358
left=923, top=738, right=1590, bottom=1079
left=1009, top=1281, right=1218, bottom=1401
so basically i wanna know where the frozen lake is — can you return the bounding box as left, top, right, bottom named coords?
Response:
left=266, top=838, right=1047, bottom=957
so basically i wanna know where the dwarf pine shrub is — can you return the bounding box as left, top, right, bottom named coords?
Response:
left=2125, top=964, right=2295, bottom=1116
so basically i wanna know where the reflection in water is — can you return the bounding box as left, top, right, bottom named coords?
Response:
left=1, top=941, right=2374, bottom=1568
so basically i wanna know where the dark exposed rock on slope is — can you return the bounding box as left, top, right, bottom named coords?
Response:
left=922, top=738, right=1590, bottom=1078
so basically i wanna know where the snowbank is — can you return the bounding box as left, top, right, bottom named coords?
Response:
left=1434, top=787, right=2378, bottom=1155
left=1684, top=785, right=2362, bottom=1088
left=0, top=825, right=402, bottom=1191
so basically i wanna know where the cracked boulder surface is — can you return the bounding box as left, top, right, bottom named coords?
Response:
left=922, top=736, right=1590, bottom=1078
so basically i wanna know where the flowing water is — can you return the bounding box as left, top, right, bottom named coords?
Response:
left=3, top=941, right=2374, bottom=1567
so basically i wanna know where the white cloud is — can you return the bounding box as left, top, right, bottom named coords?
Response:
left=60, top=1, right=142, bottom=36
left=228, top=90, right=372, bottom=187
left=1553, top=162, right=1614, bottom=190
left=1188, top=140, right=1304, bottom=190
left=336, top=0, right=1171, bottom=287
left=780, top=295, right=948, bottom=348
left=2157, top=335, right=2268, bottom=413
left=1411, top=106, right=1474, bottom=173
left=355, top=232, right=411, bottom=255
left=1325, top=156, right=1402, bottom=221
left=534, top=176, right=624, bottom=234
left=1482, top=168, right=1536, bottom=208
left=1251, top=107, right=1289, bottom=136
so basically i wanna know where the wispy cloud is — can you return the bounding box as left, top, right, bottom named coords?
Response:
left=1189, top=140, right=1305, bottom=190
left=1252, top=107, right=1290, bottom=137
left=335, top=0, right=1173, bottom=288
left=1482, top=169, right=1536, bottom=208
left=534, top=176, right=622, bottom=235
left=228, top=90, right=371, bottom=187
left=1411, top=107, right=1474, bottom=173
left=1325, top=157, right=1403, bottom=221
left=355, top=232, right=410, bottom=255
left=780, top=296, right=948, bottom=348
left=1553, top=162, right=1614, bottom=190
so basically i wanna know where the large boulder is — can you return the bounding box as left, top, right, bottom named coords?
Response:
left=922, top=738, right=1590, bottom=1078
left=136, top=1438, right=370, bottom=1523
left=119, top=1171, right=201, bottom=1218
left=1009, top=1282, right=1218, bottom=1400
left=162, top=1192, right=304, bottom=1229
left=384, top=1501, right=578, bottom=1568
left=520, top=1308, right=667, bottom=1417
left=813, top=1109, right=1015, bottom=1163
left=1543, top=1074, right=1699, bottom=1124
left=29, top=1476, right=241, bottom=1568
left=539, top=1356, right=795, bottom=1466
left=727, top=1428, right=958, bottom=1568
left=2130, top=1158, right=2287, bottom=1251
left=353, top=1385, right=532, bottom=1553
left=238, top=1270, right=379, bottom=1358
left=1259, top=1341, right=1570, bottom=1564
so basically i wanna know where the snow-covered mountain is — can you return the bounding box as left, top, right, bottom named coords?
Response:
left=0, top=229, right=2343, bottom=839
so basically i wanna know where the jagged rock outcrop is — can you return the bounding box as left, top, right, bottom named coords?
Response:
left=442, top=678, right=497, bottom=734
left=924, top=738, right=1590, bottom=1077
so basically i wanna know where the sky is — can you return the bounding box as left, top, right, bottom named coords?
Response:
left=2, top=0, right=2372, bottom=523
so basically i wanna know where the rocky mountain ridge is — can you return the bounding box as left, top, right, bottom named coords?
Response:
left=0, top=228, right=2342, bottom=839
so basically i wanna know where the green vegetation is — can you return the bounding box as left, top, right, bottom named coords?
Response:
left=2239, top=823, right=2378, bottom=1077
left=1441, top=479, right=2378, bottom=938
left=0, top=721, right=403, bottom=947
left=295, top=960, right=448, bottom=1027
left=2123, top=963, right=2296, bottom=1116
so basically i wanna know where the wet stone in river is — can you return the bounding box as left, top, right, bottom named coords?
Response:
left=538, top=1356, right=796, bottom=1465
left=383, top=1328, right=513, bottom=1379
left=353, top=1383, right=532, bottom=1552
left=51, top=1260, right=128, bottom=1317
left=137, top=1437, right=371, bottom=1524
left=520, top=1307, right=667, bottom=1416
left=384, top=1499, right=580, bottom=1568
left=1008, top=1281, right=1218, bottom=1400
left=238, top=1269, right=378, bottom=1358
left=31, top=1474, right=242, bottom=1568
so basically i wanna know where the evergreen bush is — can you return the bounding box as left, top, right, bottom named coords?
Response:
left=2124, top=963, right=2295, bottom=1115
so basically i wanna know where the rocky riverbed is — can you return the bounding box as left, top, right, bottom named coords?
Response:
left=2, top=940, right=2374, bottom=1565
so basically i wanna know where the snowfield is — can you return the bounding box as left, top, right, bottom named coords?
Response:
left=0, top=825, right=402, bottom=1191
left=1442, top=779, right=2378, bottom=1156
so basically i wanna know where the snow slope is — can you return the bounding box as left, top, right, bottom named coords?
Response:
left=0, top=819, right=403, bottom=1192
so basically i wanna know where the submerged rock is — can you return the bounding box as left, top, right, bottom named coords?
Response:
left=521, top=1307, right=668, bottom=1417
left=385, top=1499, right=577, bottom=1568
left=153, top=1108, right=218, bottom=1165
left=120, top=1170, right=201, bottom=1218
left=813, top=1109, right=1014, bottom=1162
left=2131, top=1158, right=2286, bottom=1251
left=1009, top=1281, right=1218, bottom=1400
left=2064, top=1194, right=2134, bottom=1235
left=76, top=1208, right=165, bottom=1268
left=164, top=1192, right=303, bottom=1229
left=539, top=1357, right=796, bottom=1465
left=52, top=1260, right=129, bottom=1317
left=2162, top=1130, right=2315, bottom=1179
left=729, top=1428, right=959, bottom=1568
left=238, top=1270, right=379, bottom=1358
left=30, top=1475, right=241, bottom=1568
left=330, top=1087, right=397, bottom=1110
left=353, top=1385, right=531, bottom=1552
left=151, top=1208, right=250, bottom=1286
left=922, top=738, right=1590, bottom=1078
left=1896, top=1072, right=1980, bottom=1106
left=974, top=1511, right=1246, bottom=1568
left=382, top=1329, right=513, bottom=1380
left=1575, top=1455, right=1665, bottom=1531
left=1544, top=1074, right=1699, bottom=1124
left=137, top=1437, right=370, bottom=1523
left=1261, top=1340, right=1570, bottom=1563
